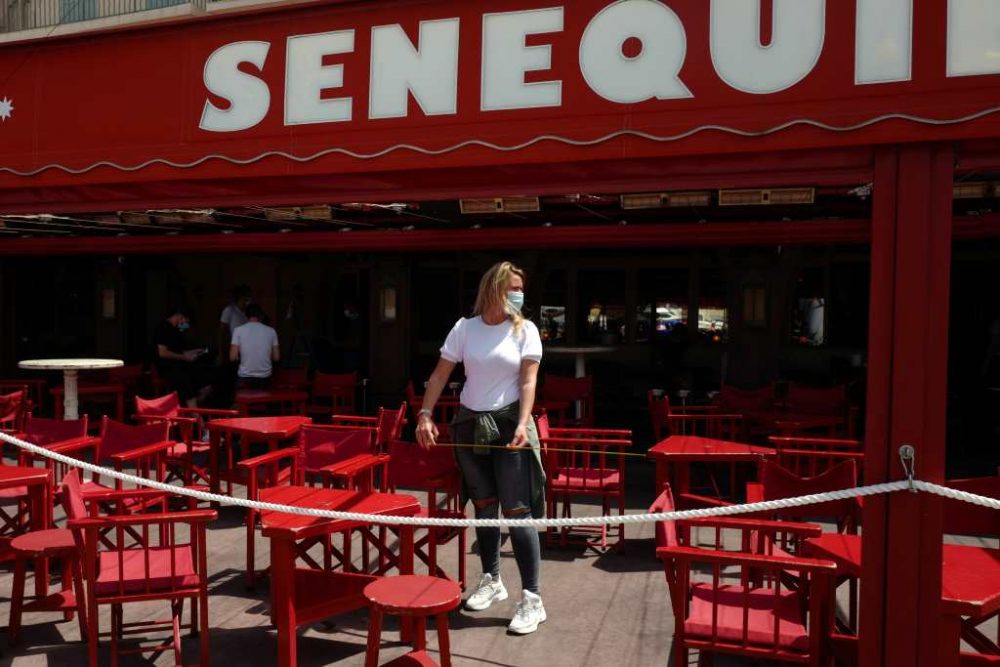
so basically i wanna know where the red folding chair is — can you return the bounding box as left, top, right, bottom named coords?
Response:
left=0, top=387, right=29, bottom=437
left=768, top=436, right=864, bottom=480
left=63, top=470, right=214, bottom=667
left=307, top=371, right=358, bottom=418
left=536, top=412, right=631, bottom=551
left=332, top=402, right=407, bottom=455
left=134, top=391, right=238, bottom=489
left=406, top=383, right=459, bottom=442
left=538, top=374, right=594, bottom=427
left=653, top=485, right=836, bottom=667
left=387, top=439, right=467, bottom=588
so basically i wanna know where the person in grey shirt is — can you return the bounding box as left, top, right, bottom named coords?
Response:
left=230, top=304, right=280, bottom=390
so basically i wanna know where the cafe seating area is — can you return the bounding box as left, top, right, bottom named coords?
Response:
left=0, top=371, right=996, bottom=667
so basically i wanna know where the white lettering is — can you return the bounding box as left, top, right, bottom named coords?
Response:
left=285, top=30, right=355, bottom=125
left=580, top=0, right=691, bottom=103
left=369, top=19, right=460, bottom=119
left=481, top=8, right=563, bottom=111
left=710, top=0, right=826, bottom=94
left=199, top=41, right=271, bottom=133
left=856, top=0, right=912, bottom=84
left=948, top=0, right=1000, bottom=77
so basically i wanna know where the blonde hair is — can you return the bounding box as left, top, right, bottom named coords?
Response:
left=473, top=261, right=526, bottom=334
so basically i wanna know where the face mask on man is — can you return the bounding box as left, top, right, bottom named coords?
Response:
left=177, top=321, right=191, bottom=332
left=507, top=291, right=525, bottom=312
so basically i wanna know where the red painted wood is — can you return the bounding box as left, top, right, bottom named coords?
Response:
left=364, top=575, right=461, bottom=615
left=647, top=436, right=775, bottom=496
left=860, top=144, right=953, bottom=667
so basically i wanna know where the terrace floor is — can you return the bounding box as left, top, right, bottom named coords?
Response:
left=0, top=455, right=994, bottom=666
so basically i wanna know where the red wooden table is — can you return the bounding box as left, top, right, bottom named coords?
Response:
left=260, top=485, right=421, bottom=667
left=804, top=533, right=1000, bottom=665
left=647, top=435, right=775, bottom=498
left=234, top=389, right=309, bottom=416
left=0, top=465, right=53, bottom=596
left=205, top=416, right=312, bottom=495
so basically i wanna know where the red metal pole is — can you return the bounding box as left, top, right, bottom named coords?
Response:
left=861, top=144, right=953, bottom=666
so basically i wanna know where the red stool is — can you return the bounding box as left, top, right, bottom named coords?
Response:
left=364, top=575, right=462, bottom=667
left=8, top=528, right=87, bottom=646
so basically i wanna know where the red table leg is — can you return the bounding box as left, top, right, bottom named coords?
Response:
left=272, top=537, right=298, bottom=667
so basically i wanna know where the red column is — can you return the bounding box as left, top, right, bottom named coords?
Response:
left=861, top=144, right=953, bottom=666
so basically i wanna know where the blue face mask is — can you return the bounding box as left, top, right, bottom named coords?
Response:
left=507, top=291, right=525, bottom=312
left=177, top=321, right=191, bottom=332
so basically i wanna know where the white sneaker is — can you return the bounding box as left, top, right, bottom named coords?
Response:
left=465, top=573, right=508, bottom=611
left=507, top=590, right=546, bottom=635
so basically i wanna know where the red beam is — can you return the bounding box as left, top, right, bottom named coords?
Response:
left=0, top=219, right=871, bottom=256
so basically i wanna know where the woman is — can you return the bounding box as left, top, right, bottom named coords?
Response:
left=416, top=261, right=546, bottom=635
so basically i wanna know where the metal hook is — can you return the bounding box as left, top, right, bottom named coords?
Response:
left=898, top=444, right=917, bottom=493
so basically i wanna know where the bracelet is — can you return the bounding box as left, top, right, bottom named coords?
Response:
left=417, top=409, right=433, bottom=419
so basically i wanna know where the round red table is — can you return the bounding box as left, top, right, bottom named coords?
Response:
left=364, top=575, right=462, bottom=667
left=9, top=528, right=87, bottom=646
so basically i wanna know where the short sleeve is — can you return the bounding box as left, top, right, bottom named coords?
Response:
left=439, top=319, right=466, bottom=363
left=230, top=326, right=242, bottom=346
left=521, top=321, right=543, bottom=362
left=270, top=329, right=279, bottom=347
left=220, top=306, right=231, bottom=327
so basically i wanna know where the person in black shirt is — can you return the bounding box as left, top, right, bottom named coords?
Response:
left=154, top=308, right=210, bottom=407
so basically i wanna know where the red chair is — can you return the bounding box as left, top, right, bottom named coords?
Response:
left=387, top=439, right=467, bottom=588
left=784, top=383, right=859, bottom=437
left=62, top=470, right=214, bottom=667
left=307, top=371, right=358, bottom=418
left=747, top=459, right=860, bottom=535
left=272, top=367, right=310, bottom=391
left=134, top=392, right=238, bottom=488
left=718, top=384, right=777, bottom=438
left=768, top=436, right=864, bottom=479
left=666, top=411, right=745, bottom=440
left=943, top=472, right=1000, bottom=540
left=0, top=415, right=91, bottom=537
left=648, top=390, right=671, bottom=443
left=237, top=425, right=383, bottom=587
left=0, top=387, right=29, bottom=435
left=406, top=382, right=459, bottom=442
left=332, top=402, right=407, bottom=454
left=538, top=374, right=594, bottom=427
left=536, top=412, right=631, bottom=551
left=653, top=485, right=835, bottom=667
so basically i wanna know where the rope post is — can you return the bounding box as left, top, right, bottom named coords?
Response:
left=898, top=444, right=917, bottom=493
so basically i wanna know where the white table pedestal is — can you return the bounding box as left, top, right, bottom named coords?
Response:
left=62, top=370, right=79, bottom=420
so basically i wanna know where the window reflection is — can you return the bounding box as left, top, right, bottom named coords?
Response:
left=791, top=267, right=826, bottom=346
left=540, top=306, right=566, bottom=342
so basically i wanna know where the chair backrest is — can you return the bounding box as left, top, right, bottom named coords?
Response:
left=107, top=363, right=144, bottom=387
left=376, top=403, right=407, bottom=450
left=942, top=473, right=1000, bottom=538
left=758, top=458, right=858, bottom=520
left=0, top=388, right=27, bottom=430
left=312, top=371, right=357, bottom=412
left=648, top=391, right=671, bottom=442
left=387, top=439, right=459, bottom=490
left=273, top=367, right=309, bottom=390
left=297, top=424, right=375, bottom=475
left=538, top=420, right=631, bottom=491
left=667, top=412, right=745, bottom=440
left=61, top=469, right=89, bottom=552
left=542, top=375, right=594, bottom=424
left=768, top=436, right=864, bottom=478
left=718, top=384, right=773, bottom=414
left=99, top=416, right=170, bottom=461
left=785, top=383, right=847, bottom=416
left=650, top=486, right=680, bottom=549
left=24, top=414, right=88, bottom=446
left=134, top=392, right=182, bottom=418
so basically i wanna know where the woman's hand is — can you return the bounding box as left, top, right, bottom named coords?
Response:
left=415, top=414, right=439, bottom=450
left=508, top=423, right=529, bottom=448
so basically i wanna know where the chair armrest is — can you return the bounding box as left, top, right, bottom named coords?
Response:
left=675, top=492, right=735, bottom=509
left=48, top=436, right=100, bottom=455
left=679, top=517, right=824, bottom=537
left=548, top=427, right=632, bottom=437
left=179, top=407, right=239, bottom=418
left=80, top=487, right=171, bottom=504
left=656, top=545, right=838, bottom=573
left=70, top=509, right=217, bottom=528
left=331, top=414, right=378, bottom=425
left=238, top=447, right=299, bottom=470
left=321, top=454, right=390, bottom=479
left=110, top=440, right=173, bottom=463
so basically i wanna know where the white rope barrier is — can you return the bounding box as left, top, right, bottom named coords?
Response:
left=1, top=430, right=996, bottom=528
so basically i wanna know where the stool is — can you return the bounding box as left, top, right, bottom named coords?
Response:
left=9, top=528, right=87, bottom=646
left=364, top=575, right=462, bottom=667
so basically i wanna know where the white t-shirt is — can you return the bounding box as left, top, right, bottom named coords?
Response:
left=220, top=303, right=248, bottom=331
left=231, top=321, right=279, bottom=378
left=440, top=316, right=543, bottom=412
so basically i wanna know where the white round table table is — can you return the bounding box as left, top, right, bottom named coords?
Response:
left=18, top=359, right=123, bottom=420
